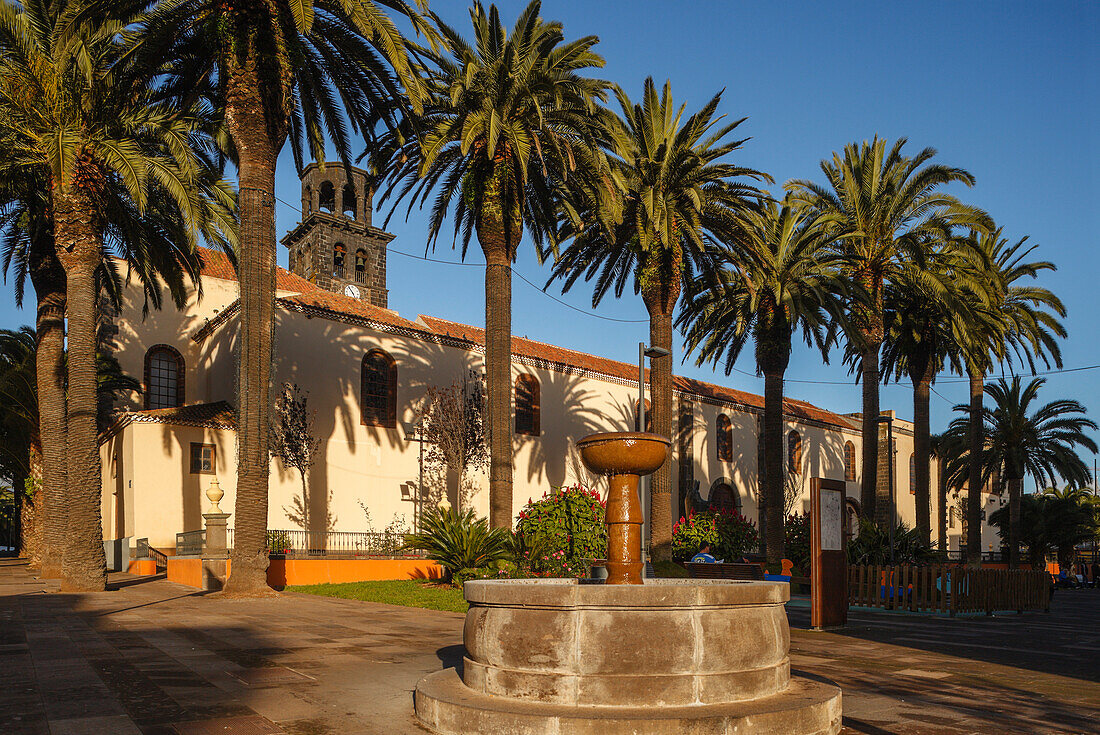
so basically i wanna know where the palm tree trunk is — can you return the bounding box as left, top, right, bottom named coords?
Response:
left=756, top=413, right=767, bottom=560
left=1007, top=476, right=1023, bottom=569
left=912, top=369, right=933, bottom=544
left=936, top=455, right=948, bottom=551
left=647, top=307, right=674, bottom=563
left=476, top=159, right=521, bottom=530
left=222, top=56, right=286, bottom=595
left=53, top=184, right=107, bottom=592
left=860, top=345, right=881, bottom=522
left=762, top=367, right=785, bottom=568
left=29, top=253, right=67, bottom=579
left=484, top=256, right=512, bottom=529
left=966, top=368, right=984, bottom=567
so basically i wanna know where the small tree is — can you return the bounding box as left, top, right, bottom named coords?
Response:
left=270, top=383, right=328, bottom=533
left=420, top=371, right=488, bottom=512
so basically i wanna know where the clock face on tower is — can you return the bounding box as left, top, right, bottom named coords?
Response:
left=344, top=284, right=361, bottom=299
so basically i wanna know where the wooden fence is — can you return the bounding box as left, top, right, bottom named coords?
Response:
left=848, top=564, right=1050, bottom=615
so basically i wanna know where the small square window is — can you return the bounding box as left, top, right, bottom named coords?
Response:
left=190, top=443, right=215, bottom=475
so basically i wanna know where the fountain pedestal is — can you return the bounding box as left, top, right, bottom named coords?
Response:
left=414, top=432, right=841, bottom=734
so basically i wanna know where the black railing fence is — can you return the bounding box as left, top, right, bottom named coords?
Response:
left=176, top=529, right=205, bottom=556
left=173, top=528, right=419, bottom=558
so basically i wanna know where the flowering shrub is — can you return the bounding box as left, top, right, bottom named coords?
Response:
left=672, top=509, right=759, bottom=562
left=784, top=513, right=810, bottom=573
left=515, top=485, right=606, bottom=577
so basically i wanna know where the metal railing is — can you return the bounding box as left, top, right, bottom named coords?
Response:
left=353, top=269, right=367, bottom=284
left=176, top=529, right=205, bottom=556
left=264, top=529, right=415, bottom=558
left=333, top=265, right=346, bottom=279
left=943, top=550, right=1006, bottom=563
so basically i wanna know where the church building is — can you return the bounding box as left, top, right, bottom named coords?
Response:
left=97, top=164, right=999, bottom=556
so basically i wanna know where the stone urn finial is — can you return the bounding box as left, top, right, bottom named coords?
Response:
left=206, top=477, right=224, bottom=514
left=438, top=497, right=452, bottom=512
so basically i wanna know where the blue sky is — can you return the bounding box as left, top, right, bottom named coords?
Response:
left=2, top=1, right=1096, bottom=477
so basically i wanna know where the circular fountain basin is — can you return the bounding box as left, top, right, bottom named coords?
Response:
left=415, top=578, right=842, bottom=734
left=575, top=432, right=670, bottom=476
left=462, top=578, right=790, bottom=706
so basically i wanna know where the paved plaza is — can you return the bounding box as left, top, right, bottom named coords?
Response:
left=0, top=558, right=1096, bottom=735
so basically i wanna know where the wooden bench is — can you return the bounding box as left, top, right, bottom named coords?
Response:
left=685, top=562, right=764, bottom=581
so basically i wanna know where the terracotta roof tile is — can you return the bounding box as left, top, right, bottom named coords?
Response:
left=279, top=290, right=422, bottom=330
left=416, top=316, right=853, bottom=429
left=120, top=401, right=237, bottom=429
left=197, top=247, right=319, bottom=294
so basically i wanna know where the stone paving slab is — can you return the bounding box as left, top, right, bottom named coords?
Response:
left=1, top=558, right=1097, bottom=734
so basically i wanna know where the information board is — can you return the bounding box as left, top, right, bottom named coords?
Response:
left=811, top=478, right=848, bottom=630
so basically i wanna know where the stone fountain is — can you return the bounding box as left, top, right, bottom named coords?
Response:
left=415, top=432, right=841, bottom=734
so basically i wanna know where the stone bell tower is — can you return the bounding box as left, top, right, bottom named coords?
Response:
left=281, top=162, right=395, bottom=308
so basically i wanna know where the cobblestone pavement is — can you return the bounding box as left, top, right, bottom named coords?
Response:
left=1, top=558, right=1096, bottom=734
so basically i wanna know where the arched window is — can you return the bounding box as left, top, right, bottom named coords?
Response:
left=361, top=350, right=397, bottom=427
left=354, top=249, right=368, bottom=284
left=716, top=414, right=733, bottom=461
left=333, top=243, right=346, bottom=278
left=319, top=181, right=335, bottom=212
left=342, top=183, right=357, bottom=218
left=910, top=454, right=916, bottom=495
left=144, top=345, right=184, bottom=409
left=845, top=498, right=860, bottom=541
left=787, top=430, right=802, bottom=475
left=515, top=374, right=540, bottom=436
left=844, top=441, right=856, bottom=482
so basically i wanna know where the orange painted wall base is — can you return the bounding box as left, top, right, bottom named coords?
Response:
left=127, top=559, right=158, bottom=575
left=164, top=557, right=442, bottom=590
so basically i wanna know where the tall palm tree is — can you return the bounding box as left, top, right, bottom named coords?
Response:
left=788, top=137, right=987, bottom=525
left=376, top=1, right=611, bottom=529
left=0, top=0, right=234, bottom=590
left=1040, top=486, right=1099, bottom=570
left=137, top=0, right=433, bottom=593
left=0, top=327, right=141, bottom=557
left=677, top=198, right=846, bottom=569
left=957, top=227, right=1065, bottom=565
left=948, top=377, right=1095, bottom=568
left=879, top=239, right=988, bottom=543
left=548, top=78, right=769, bottom=561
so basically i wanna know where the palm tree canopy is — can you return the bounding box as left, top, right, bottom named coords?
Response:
left=375, top=0, right=612, bottom=260
left=677, top=197, right=848, bottom=376
left=0, top=0, right=237, bottom=307
left=548, top=76, right=770, bottom=309
left=957, top=226, right=1066, bottom=376
left=945, top=376, right=1096, bottom=487
left=133, top=0, right=435, bottom=171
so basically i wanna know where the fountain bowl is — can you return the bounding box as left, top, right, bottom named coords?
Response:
left=576, top=432, right=669, bottom=476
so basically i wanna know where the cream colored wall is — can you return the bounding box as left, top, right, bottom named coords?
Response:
left=105, top=277, right=1002, bottom=551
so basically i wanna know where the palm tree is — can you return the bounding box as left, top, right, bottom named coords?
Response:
left=0, top=327, right=141, bottom=558
left=956, top=227, right=1065, bottom=565
left=548, top=78, right=769, bottom=561
left=677, top=198, right=846, bottom=569
left=788, top=137, right=987, bottom=525
left=137, top=0, right=433, bottom=594
left=1040, top=486, right=1099, bottom=570
left=376, top=1, right=611, bottom=529
left=0, top=0, right=233, bottom=590
left=948, top=377, right=1096, bottom=568
left=879, top=239, right=988, bottom=543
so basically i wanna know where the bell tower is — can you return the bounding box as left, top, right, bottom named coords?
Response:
left=281, top=162, right=394, bottom=308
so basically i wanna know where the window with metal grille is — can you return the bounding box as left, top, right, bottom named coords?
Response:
left=144, top=345, right=184, bottom=409
left=361, top=350, right=397, bottom=427
left=716, top=414, right=732, bottom=461
left=190, top=443, right=215, bottom=474
left=515, top=374, right=540, bottom=436
left=910, top=454, right=916, bottom=495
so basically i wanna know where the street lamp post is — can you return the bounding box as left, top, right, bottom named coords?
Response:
left=637, top=342, right=671, bottom=558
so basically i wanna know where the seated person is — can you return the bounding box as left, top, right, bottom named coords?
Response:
left=690, top=543, right=721, bottom=563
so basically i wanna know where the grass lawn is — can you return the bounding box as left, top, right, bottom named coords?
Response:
left=289, top=579, right=468, bottom=613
